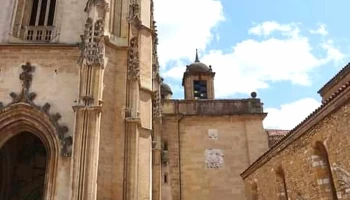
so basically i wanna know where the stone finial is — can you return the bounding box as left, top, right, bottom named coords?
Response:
left=251, top=92, right=257, bottom=98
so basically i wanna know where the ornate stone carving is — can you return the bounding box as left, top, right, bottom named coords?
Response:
left=8, top=63, right=37, bottom=106
left=153, top=90, right=162, bottom=119
left=126, top=0, right=141, bottom=80
left=152, top=21, right=160, bottom=80
left=127, top=36, right=140, bottom=80
left=84, top=0, right=109, bottom=14
left=128, top=0, right=141, bottom=36
left=78, top=0, right=108, bottom=66
left=333, top=164, right=350, bottom=197
left=0, top=63, right=72, bottom=157
left=78, top=18, right=105, bottom=66
left=205, top=149, right=224, bottom=169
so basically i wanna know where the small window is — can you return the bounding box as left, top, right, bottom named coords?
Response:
left=164, top=174, right=168, bottom=184
left=193, top=80, right=207, bottom=99
left=163, top=141, right=168, bottom=151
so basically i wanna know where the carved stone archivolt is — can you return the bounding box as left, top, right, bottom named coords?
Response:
left=0, top=63, right=72, bottom=156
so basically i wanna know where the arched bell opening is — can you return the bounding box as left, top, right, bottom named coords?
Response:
left=0, top=132, right=47, bottom=200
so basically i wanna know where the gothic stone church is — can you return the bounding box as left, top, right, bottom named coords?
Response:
left=0, top=0, right=269, bottom=200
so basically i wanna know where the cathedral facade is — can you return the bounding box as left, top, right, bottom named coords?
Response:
left=0, top=0, right=269, bottom=200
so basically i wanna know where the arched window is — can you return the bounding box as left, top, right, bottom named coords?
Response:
left=12, top=0, right=57, bottom=42
left=312, top=141, right=338, bottom=199
left=276, top=167, right=288, bottom=200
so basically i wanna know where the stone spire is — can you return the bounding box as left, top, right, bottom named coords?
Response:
left=195, top=49, right=200, bottom=62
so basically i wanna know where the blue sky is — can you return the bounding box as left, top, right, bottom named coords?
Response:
left=154, top=0, right=350, bottom=129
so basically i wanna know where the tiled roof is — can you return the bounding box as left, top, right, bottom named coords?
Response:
left=318, top=63, right=350, bottom=94
left=242, top=80, right=350, bottom=177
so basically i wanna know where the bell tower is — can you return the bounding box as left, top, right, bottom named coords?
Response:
left=182, top=49, right=215, bottom=100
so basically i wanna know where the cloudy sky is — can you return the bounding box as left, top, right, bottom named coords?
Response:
left=153, top=0, right=350, bottom=130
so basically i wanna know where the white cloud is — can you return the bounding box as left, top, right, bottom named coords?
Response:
left=249, top=21, right=294, bottom=37
left=154, top=0, right=224, bottom=67
left=162, top=21, right=345, bottom=97
left=263, top=98, right=321, bottom=130
left=310, top=24, right=328, bottom=36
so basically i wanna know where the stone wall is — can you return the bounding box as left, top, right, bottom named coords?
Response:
left=162, top=113, right=268, bottom=200
left=0, top=45, right=80, bottom=199
left=97, top=44, right=128, bottom=200
left=242, top=84, right=350, bottom=200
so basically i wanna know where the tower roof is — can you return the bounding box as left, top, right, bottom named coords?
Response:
left=186, top=49, right=210, bottom=73
left=160, top=78, right=173, bottom=96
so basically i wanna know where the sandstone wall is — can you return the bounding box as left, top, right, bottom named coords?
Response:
left=162, top=114, right=267, bottom=200
left=0, top=45, right=80, bottom=199
left=243, top=97, right=350, bottom=200
left=97, top=45, right=127, bottom=200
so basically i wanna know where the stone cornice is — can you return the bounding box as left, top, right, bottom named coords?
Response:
left=0, top=43, right=79, bottom=48
left=241, top=81, right=350, bottom=179
left=318, top=62, right=350, bottom=94
left=162, top=98, right=265, bottom=116
left=125, top=117, right=141, bottom=125
left=72, top=105, right=103, bottom=112
left=140, top=86, right=154, bottom=95
left=162, top=113, right=267, bottom=119
left=104, top=35, right=129, bottom=49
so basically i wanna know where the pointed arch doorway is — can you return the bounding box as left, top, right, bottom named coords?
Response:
left=0, top=132, right=48, bottom=200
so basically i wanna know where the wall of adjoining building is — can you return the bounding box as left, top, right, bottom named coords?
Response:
left=243, top=92, right=350, bottom=200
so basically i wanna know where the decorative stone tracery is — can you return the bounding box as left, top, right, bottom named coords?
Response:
left=78, top=0, right=108, bottom=67
left=0, top=63, right=72, bottom=156
left=127, top=0, right=141, bottom=80
left=127, top=36, right=140, bottom=80
left=152, top=90, right=162, bottom=119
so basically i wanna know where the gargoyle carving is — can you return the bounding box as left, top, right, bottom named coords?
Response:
left=0, top=63, right=72, bottom=156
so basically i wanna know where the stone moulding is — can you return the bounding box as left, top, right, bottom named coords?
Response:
left=0, top=63, right=72, bottom=157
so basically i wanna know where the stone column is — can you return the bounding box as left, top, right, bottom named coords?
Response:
left=71, top=1, right=108, bottom=199
left=71, top=106, right=102, bottom=200
left=152, top=119, right=162, bottom=200
left=123, top=2, right=142, bottom=199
